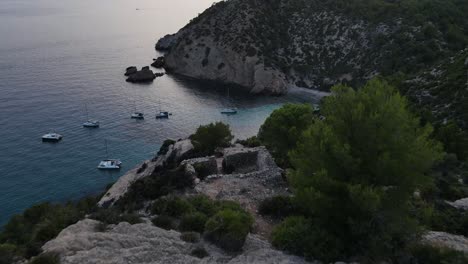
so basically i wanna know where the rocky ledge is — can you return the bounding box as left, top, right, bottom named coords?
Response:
left=42, top=219, right=308, bottom=264
left=41, top=140, right=306, bottom=264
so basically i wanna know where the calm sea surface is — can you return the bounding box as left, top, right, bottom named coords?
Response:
left=0, top=0, right=323, bottom=226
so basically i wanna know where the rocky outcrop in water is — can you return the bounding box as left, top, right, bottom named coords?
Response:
left=125, top=66, right=156, bottom=83
left=124, top=66, right=137, bottom=76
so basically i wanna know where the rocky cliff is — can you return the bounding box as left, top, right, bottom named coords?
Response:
left=156, top=0, right=468, bottom=95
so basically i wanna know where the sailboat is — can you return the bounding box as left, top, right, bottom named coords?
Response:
left=131, top=101, right=144, bottom=119
left=97, top=140, right=122, bottom=170
left=83, top=104, right=100, bottom=128
left=155, top=99, right=170, bottom=119
left=221, top=86, right=237, bottom=115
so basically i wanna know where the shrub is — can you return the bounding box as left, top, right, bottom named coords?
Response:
left=188, top=195, right=218, bottom=217
left=89, top=208, right=141, bottom=225
left=151, top=196, right=194, bottom=217
left=29, top=253, right=60, bottom=264
left=204, top=209, right=254, bottom=252
left=193, top=163, right=213, bottom=180
left=258, top=195, right=295, bottom=219
left=0, top=196, right=99, bottom=260
left=89, top=208, right=120, bottom=225
left=119, top=213, right=142, bottom=225
left=272, top=216, right=345, bottom=262
left=214, top=200, right=244, bottom=213
left=157, top=139, right=176, bottom=156
left=136, top=163, right=148, bottom=174
left=191, top=122, right=233, bottom=155
left=151, top=215, right=176, bottom=230
left=118, top=166, right=194, bottom=212
left=179, top=212, right=208, bottom=233
left=191, top=247, right=209, bottom=258
left=258, top=103, right=315, bottom=167
left=180, top=232, right=201, bottom=243
left=0, top=244, right=16, bottom=264
left=235, top=136, right=261, bottom=148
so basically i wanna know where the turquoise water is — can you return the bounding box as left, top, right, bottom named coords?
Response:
left=0, top=0, right=322, bottom=226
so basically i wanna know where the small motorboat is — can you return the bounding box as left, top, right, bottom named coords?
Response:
left=97, top=159, right=122, bottom=170
left=221, top=108, right=238, bottom=115
left=42, top=132, right=63, bottom=142
left=83, top=120, right=100, bottom=128
left=131, top=112, right=144, bottom=119
left=156, top=111, right=170, bottom=119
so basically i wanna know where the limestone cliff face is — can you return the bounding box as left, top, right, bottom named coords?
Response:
left=157, top=0, right=461, bottom=95
left=162, top=30, right=287, bottom=95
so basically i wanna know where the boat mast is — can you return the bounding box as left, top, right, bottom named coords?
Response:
left=105, top=139, right=108, bottom=158
left=85, top=103, right=89, bottom=121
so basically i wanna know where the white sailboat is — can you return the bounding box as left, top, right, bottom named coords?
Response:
left=156, top=99, right=170, bottom=119
left=221, top=86, right=237, bottom=114
left=83, top=104, right=100, bottom=128
left=97, top=140, right=122, bottom=170
left=131, top=100, right=144, bottom=119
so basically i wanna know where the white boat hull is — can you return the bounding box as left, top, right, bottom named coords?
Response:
left=97, top=159, right=122, bottom=170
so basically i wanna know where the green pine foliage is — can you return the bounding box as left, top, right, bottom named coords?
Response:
left=276, top=79, right=443, bottom=261
left=190, top=122, right=233, bottom=155
left=258, top=103, right=315, bottom=167
left=204, top=209, right=254, bottom=252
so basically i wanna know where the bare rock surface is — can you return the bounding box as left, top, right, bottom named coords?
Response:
left=446, top=197, right=468, bottom=210
left=42, top=219, right=310, bottom=264
left=423, top=231, right=468, bottom=253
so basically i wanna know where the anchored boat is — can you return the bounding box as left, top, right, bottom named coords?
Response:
left=97, top=140, right=121, bottom=170
left=156, top=111, right=170, bottom=119
left=82, top=104, right=100, bottom=128
left=42, top=132, right=63, bottom=142
left=221, top=86, right=237, bottom=115
left=131, top=112, right=144, bottom=119
left=98, top=159, right=122, bottom=170
left=221, top=108, right=238, bottom=114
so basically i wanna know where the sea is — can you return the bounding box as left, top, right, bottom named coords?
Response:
left=0, top=0, right=324, bottom=226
